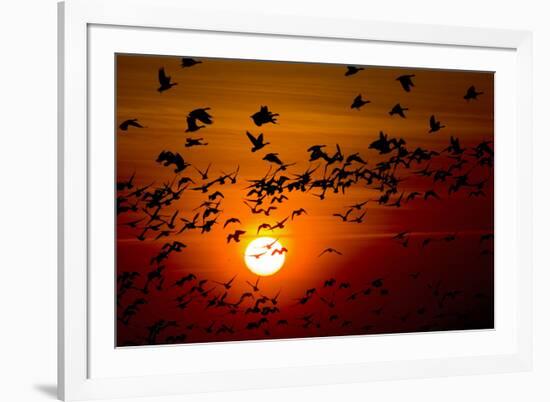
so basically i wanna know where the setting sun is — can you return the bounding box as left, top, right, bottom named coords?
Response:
left=244, top=237, right=286, bottom=276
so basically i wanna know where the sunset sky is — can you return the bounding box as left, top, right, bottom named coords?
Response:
left=116, top=54, right=494, bottom=346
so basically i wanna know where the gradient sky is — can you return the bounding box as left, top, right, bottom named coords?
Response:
left=116, top=54, right=494, bottom=346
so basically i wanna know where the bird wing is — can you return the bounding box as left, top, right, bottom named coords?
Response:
left=129, top=120, right=144, bottom=128
left=158, top=68, right=168, bottom=84
left=246, top=131, right=257, bottom=145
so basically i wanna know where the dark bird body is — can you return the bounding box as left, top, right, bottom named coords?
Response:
left=157, top=68, right=177, bottom=92
left=181, top=57, right=202, bottom=68
left=119, top=119, right=145, bottom=131
left=246, top=131, right=270, bottom=152
left=251, top=106, right=279, bottom=126
left=428, top=115, right=445, bottom=133
left=389, top=103, right=408, bottom=118
left=345, top=66, right=364, bottom=76
left=396, top=74, right=415, bottom=92
left=464, top=85, right=483, bottom=101
left=351, top=94, right=370, bottom=110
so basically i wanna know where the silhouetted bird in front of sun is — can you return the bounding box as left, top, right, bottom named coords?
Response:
left=251, top=106, right=279, bottom=126
left=157, top=67, right=177, bottom=92
left=246, top=131, right=270, bottom=152
left=119, top=119, right=145, bottom=131
left=389, top=103, right=408, bottom=118
left=350, top=94, right=370, bottom=110
left=345, top=66, right=364, bottom=76
left=464, top=85, right=484, bottom=101
left=396, top=74, right=415, bottom=92
left=181, top=57, right=202, bottom=68
left=271, top=247, right=288, bottom=256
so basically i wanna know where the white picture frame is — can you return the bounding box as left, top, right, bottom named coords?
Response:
left=58, top=0, right=533, bottom=400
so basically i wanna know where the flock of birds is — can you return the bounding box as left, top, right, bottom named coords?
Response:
left=116, top=58, right=494, bottom=346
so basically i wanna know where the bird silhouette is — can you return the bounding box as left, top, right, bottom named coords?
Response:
left=213, top=275, right=237, bottom=290
left=223, top=217, right=241, bottom=228
left=156, top=151, right=189, bottom=173
left=119, top=119, right=145, bottom=131
left=424, top=189, right=441, bottom=201
left=208, top=191, right=224, bottom=201
left=393, top=231, right=409, bottom=241
left=261, top=238, right=279, bottom=250
left=185, top=137, right=208, bottom=147
left=406, top=192, right=421, bottom=202
left=246, top=277, right=261, bottom=292
left=247, top=251, right=267, bottom=259
left=464, top=85, right=483, bottom=101
left=347, top=201, right=368, bottom=210
left=157, top=67, right=177, bottom=92
left=186, top=108, right=213, bottom=132
left=271, top=247, right=288, bottom=256
left=172, top=273, right=196, bottom=288
left=271, top=217, right=289, bottom=230
left=396, top=74, right=415, bottom=92
left=186, top=116, right=204, bottom=132
left=246, top=131, right=270, bottom=152
left=350, top=94, right=370, bottom=110
left=333, top=209, right=352, bottom=222
left=428, top=115, right=445, bottom=133
left=227, top=229, right=246, bottom=243
left=257, top=223, right=272, bottom=234
left=291, top=208, right=307, bottom=220
left=119, top=217, right=145, bottom=228
left=480, top=233, right=494, bottom=243
left=251, top=106, right=279, bottom=126
left=371, top=278, right=384, bottom=288
left=389, top=103, right=408, bottom=118
left=387, top=192, right=404, bottom=207
left=349, top=211, right=366, bottom=223
left=319, top=248, right=342, bottom=257
left=263, top=153, right=284, bottom=165
left=117, top=172, right=135, bottom=191
left=271, top=195, right=288, bottom=204
left=181, top=57, right=202, bottom=68
left=193, top=163, right=211, bottom=180
left=345, top=66, right=364, bottom=76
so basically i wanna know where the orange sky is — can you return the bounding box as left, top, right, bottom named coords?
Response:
left=116, top=54, right=494, bottom=346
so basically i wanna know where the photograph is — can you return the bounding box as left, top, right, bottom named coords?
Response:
left=2, top=0, right=547, bottom=401
left=116, top=54, right=495, bottom=346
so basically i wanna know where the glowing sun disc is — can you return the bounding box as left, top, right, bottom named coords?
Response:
left=244, top=237, right=285, bottom=276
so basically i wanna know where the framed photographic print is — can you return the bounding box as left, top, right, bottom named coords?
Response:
left=58, top=0, right=533, bottom=400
